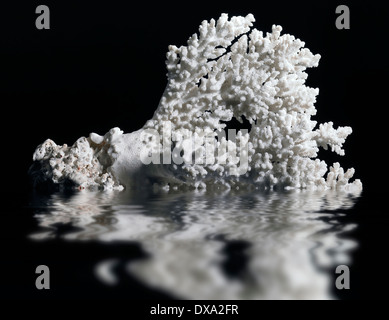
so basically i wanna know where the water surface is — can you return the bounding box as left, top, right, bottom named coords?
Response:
left=26, top=188, right=360, bottom=299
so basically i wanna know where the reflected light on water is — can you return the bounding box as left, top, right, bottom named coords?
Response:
left=29, top=188, right=360, bottom=299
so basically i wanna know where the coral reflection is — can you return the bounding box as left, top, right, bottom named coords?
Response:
left=30, top=189, right=359, bottom=299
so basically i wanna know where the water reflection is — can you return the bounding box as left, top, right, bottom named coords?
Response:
left=29, top=188, right=360, bottom=299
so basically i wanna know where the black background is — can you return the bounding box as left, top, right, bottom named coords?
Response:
left=0, top=0, right=388, bottom=300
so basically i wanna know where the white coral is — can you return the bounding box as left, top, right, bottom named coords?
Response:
left=30, top=13, right=361, bottom=192
left=30, top=128, right=125, bottom=190
left=142, top=13, right=360, bottom=191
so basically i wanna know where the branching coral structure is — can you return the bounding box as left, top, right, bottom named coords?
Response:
left=30, top=14, right=362, bottom=192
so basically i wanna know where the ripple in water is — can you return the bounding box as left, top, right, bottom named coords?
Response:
left=28, top=189, right=360, bottom=299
